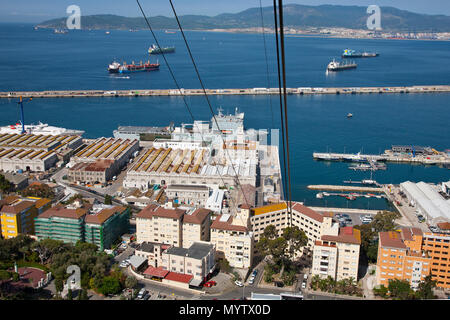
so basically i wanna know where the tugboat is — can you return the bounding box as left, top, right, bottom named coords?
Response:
left=108, top=60, right=160, bottom=73
left=327, top=59, right=357, bottom=71
left=148, top=44, right=175, bottom=54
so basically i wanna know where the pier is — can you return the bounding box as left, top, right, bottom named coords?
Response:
left=313, top=150, right=450, bottom=165
left=1, top=85, right=450, bottom=99
left=307, top=185, right=383, bottom=192
left=310, top=206, right=382, bottom=215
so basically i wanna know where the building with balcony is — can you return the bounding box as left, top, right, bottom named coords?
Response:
left=1, top=196, right=51, bottom=239
left=312, top=226, right=361, bottom=281
left=376, top=227, right=431, bottom=289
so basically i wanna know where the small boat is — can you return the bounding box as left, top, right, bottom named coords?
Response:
left=346, top=195, right=356, bottom=200
left=105, top=31, right=111, bottom=35
left=347, top=113, right=353, bottom=118
left=316, top=193, right=324, bottom=199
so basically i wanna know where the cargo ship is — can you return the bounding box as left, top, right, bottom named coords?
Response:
left=342, top=49, right=379, bottom=58
left=148, top=44, right=175, bottom=54
left=327, top=59, right=357, bottom=71
left=108, top=60, right=160, bottom=74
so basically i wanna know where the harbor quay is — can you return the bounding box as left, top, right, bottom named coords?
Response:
left=1, top=85, right=450, bottom=99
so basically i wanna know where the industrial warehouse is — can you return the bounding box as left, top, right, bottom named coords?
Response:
left=68, top=137, right=139, bottom=183
left=0, top=133, right=83, bottom=172
left=122, top=110, right=281, bottom=206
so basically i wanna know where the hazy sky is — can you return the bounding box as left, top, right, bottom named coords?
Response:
left=1, top=0, right=450, bottom=23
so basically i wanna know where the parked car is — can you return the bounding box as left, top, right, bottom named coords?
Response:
left=203, top=281, right=217, bottom=288
left=303, top=274, right=308, bottom=280
left=252, top=269, right=258, bottom=276
left=301, top=281, right=306, bottom=289
left=137, top=288, right=147, bottom=300
left=235, top=280, right=244, bottom=287
left=142, top=293, right=150, bottom=300
left=248, top=278, right=254, bottom=285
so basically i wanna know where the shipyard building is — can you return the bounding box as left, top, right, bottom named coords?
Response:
left=68, top=137, right=139, bottom=183
left=0, top=133, right=83, bottom=172
left=123, top=109, right=280, bottom=204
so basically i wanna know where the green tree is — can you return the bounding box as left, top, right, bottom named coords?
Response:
left=415, top=275, right=437, bottom=300
left=388, top=279, right=413, bottom=300
left=373, top=285, right=388, bottom=298
left=55, top=278, right=64, bottom=293
left=0, top=174, right=13, bottom=193
left=104, top=194, right=112, bottom=205
left=67, top=288, right=73, bottom=300
left=282, top=226, right=308, bottom=260
left=125, top=276, right=137, bottom=290
left=99, top=276, right=122, bottom=295
left=0, top=270, right=11, bottom=281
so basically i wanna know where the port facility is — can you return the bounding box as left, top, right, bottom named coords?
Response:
left=1, top=85, right=449, bottom=99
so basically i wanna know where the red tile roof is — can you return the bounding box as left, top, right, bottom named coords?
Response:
left=37, top=207, right=88, bottom=220
left=84, top=206, right=127, bottom=225
left=321, top=227, right=361, bottom=245
left=292, top=202, right=324, bottom=222
left=183, top=208, right=212, bottom=224
left=164, top=271, right=193, bottom=284
left=136, top=204, right=159, bottom=219
left=143, top=266, right=169, bottom=278
left=211, top=215, right=248, bottom=232
left=152, top=206, right=185, bottom=220
left=437, top=222, right=450, bottom=230
left=379, top=231, right=407, bottom=249
left=1, top=200, right=35, bottom=214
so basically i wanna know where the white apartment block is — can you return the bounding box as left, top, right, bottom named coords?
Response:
left=161, top=241, right=216, bottom=285
left=135, top=202, right=184, bottom=247
left=210, top=208, right=253, bottom=269
left=182, top=208, right=212, bottom=249
left=312, top=227, right=361, bottom=281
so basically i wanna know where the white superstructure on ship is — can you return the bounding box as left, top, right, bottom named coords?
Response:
left=0, top=122, right=84, bottom=136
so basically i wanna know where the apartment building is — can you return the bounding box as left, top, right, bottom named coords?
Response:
left=34, top=205, right=90, bottom=244
left=250, top=202, right=334, bottom=260
left=134, top=241, right=170, bottom=268
left=136, top=202, right=185, bottom=246
left=210, top=208, right=253, bottom=268
left=0, top=196, right=51, bottom=239
left=422, top=232, right=450, bottom=289
left=84, top=205, right=130, bottom=251
left=182, top=208, right=212, bottom=249
left=376, top=227, right=431, bottom=289
left=312, top=226, right=361, bottom=281
left=161, top=241, right=216, bottom=286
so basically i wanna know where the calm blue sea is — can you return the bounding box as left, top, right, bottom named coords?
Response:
left=0, top=24, right=449, bottom=209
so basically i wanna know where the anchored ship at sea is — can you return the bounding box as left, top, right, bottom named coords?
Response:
left=148, top=44, right=175, bottom=54
left=342, top=49, right=379, bottom=58
left=0, top=122, right=84, bottom=136
left=327, top=59, right=357, bottom=71
left=108, top=60, right=160, bottom=74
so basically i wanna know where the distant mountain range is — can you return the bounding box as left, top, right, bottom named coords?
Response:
left=37, top=4, right=450, bottom=32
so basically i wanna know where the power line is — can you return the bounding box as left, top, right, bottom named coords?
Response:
left=272, top=0, right=290, bottom=223
left=168, top=0, right=253, bottom=212
left=277, top=0, right=293, bottom=223
left=258, top=0, right=274, bottom=129
left=136, top=0, right=251, bottom=224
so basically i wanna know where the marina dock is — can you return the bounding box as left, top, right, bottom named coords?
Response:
left=1, top=85, right=450, bottom=99
left=307, top=185, right=383, bottom=192
left=310, top=206, right=382, bottom=215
